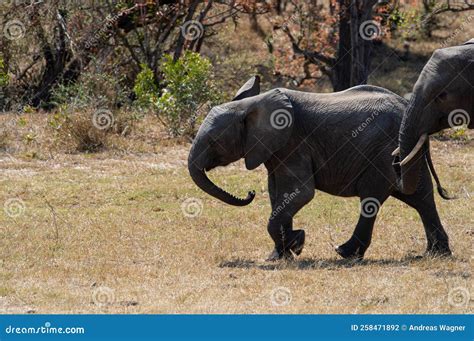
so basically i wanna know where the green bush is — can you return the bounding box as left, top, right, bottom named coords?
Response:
left=0, top=58, right=8, bottom=88
left=0, top=57, right=8, bottom=110
left=133, top=64, right=158, bottom=109
left=51, top=70, right=131, bottom=110
left=134, top=52, right=221, bottom=137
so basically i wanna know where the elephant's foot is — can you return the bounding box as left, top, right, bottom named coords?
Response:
left=335, top=239, right=367, bottom=260
left=266, top=230, right=305, bottom=261
left=425, top=241, right=452, bottom=258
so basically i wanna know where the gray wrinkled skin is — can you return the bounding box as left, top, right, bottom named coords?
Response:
left=188, top=76, right=452, bottom=260
left=398, top=39, right=474, bottom=195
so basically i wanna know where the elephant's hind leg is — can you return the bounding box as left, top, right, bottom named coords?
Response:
left=391, top=188, right=451, bottom=257
left=335, top=168, right=392, bottom=260
left=335, top=194, right=388, bottom=260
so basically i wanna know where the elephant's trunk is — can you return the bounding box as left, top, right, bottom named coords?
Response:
left=188, top=145, right=255, bottom=206
left=398, top=94, right=427, bottom=195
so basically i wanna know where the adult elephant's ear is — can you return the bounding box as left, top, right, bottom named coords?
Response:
left=233, top=76, right=260, bottom=101
left=242, top=89, right=294, bottom=170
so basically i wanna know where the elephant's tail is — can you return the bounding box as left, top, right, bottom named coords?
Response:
left=425, top=141, right=455, bottom=200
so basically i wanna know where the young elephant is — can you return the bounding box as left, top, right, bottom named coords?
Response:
left=188, top=76, right=451, bottom=260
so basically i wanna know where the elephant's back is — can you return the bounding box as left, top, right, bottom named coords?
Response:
left=281, top=86, right=407, bottom=128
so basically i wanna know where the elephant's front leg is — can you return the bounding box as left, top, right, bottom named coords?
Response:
left=266, top=169, right=315, bottom=261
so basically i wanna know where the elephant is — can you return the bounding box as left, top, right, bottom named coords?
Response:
left=395, top=39, right=473, bottom=198
left=188, top=76, right=451, bottom=260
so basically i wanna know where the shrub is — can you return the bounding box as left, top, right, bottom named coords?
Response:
left=51, top=70, right=131, bottom=110
left=50, top=70, right=139, bottom=152
left=0, top=57, right=8, bottom=88
left=0, top=127, right=9, bottom=151
left=133, top=64, right=158, bottom=109
left=134, top=52, right=221, bottom=137
left=48, top=107, right=107, bottom=152
left=0, top=57, right=8, bottom=110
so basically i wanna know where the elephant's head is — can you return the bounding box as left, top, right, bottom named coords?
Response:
left=188, top=76, right=294, bottom=206
left=398, top=40, right=474, bottom=194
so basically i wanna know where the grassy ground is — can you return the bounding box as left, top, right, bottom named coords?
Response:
left=0, top=4, right=472, bottom=315
left=0, top=135, right=472, bottom=314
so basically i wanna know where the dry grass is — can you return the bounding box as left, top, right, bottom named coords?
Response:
left=0, top=8, right=473, bottom=315
left=0, top=134, right=472, bottom=314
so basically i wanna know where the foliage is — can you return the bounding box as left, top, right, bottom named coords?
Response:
left=389, top=8, right=422, bottom=40
left=50, top=70, right=138, bottom=152
left=51, top=70, right=131, bottom=110
left=0, top=58, right=8, bottom=88
left=135, top=51, right=221, bottom=137
left=133, top=64, right=159, bottom=109
left=0, top=1, right=241, bottom=109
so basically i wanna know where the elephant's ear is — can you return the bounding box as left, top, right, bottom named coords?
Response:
left=242, top=89, right=294, bottom=170
left=233, top=76, right=260, bottom=101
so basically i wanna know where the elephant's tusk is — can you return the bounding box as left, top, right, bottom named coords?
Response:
left=391, top=147, right=400, bottom=156
left=400, top=134, right=428, bottom=166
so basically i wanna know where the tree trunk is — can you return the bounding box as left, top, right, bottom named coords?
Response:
left=349, top=0, right=377, bottom=87
left=332, top=0, right=352, bottom=91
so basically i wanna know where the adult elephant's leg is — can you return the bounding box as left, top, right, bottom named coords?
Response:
left=265, top=161, right=315, bottom=261
left=335, top=195, right=388, bottom=259
left=336, top=169, right=391, bottom=260
left=391, top=169, right=451, bottom=256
